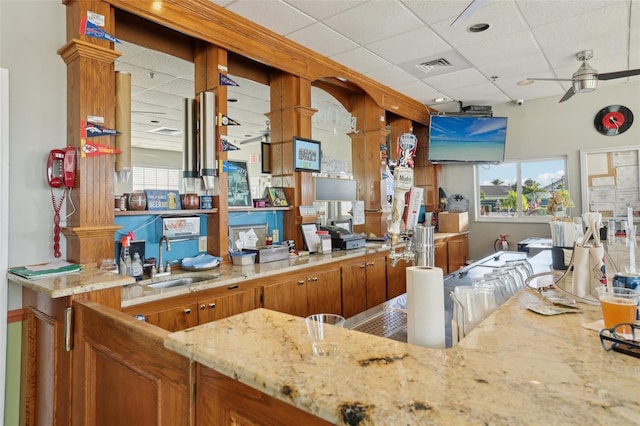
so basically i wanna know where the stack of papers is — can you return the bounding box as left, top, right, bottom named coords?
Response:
left=181, top=254, right=222, bottom=270
left=9, top=260, right=81, bottom=279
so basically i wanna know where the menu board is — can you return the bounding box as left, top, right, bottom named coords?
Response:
left=580, top=146, right=640, bottom=220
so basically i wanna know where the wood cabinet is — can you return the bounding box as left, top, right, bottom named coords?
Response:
left=435, top=238, right=449, bottom=274
left=447, top=233, right=469, bottom=272
left=198, top=287, right=258, bottom=324
left=341, top=254, right=386, bottom=318
left=196, top=364, right=331, bottom=425
left=262, top=267, right=342, bottom=317
left=144, top=302, right=198, bottom=332
left=386, top=255, right=409, bottom=300
left=123, top=283, right=259, bottom=332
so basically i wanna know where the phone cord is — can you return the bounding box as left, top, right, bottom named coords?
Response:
left=51, top=188, right=66, bottom=258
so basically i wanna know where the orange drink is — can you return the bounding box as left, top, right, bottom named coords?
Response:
left=596, top=286, right=640, bottom=332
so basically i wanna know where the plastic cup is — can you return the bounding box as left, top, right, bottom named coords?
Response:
left=305, top=313, right=345, bottom=357
left=596, top=286, right=640, bottom=331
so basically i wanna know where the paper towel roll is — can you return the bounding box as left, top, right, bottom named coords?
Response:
left=406, top=266, right=445, bottom=348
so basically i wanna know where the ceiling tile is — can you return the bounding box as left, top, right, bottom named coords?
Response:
left=401, top=0, right=473, bottom=25
left=288, top=23, right=358, bottom=57
left=365, top=66, right=421, bottom=87
left=516, top=0, right=619, bottom=28
left=422, top=68, right=489, bottom=91
left=330, top=47, right=391, bottom=74
left=323, top=1, right=424, bottom=45
left=226, top=0, right=316, bottom=35
left=457, top=30, right=541, bottom=68
left=285, top=0, right=366, bottom=20
left=366, top=26, right=451, bottom=64
left=429, top=1, right=528, bottom=48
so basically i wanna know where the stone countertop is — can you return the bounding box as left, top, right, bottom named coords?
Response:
left=7, top=267, right=135, bottom=298
left=165, top=293, right=640, bottom=424
left=8, top=231, right=465, bottom=303
left=121, top=244, right=394, bottom=308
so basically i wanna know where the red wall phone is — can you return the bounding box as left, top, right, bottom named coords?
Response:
left=47, top=147, right=76, bottom=188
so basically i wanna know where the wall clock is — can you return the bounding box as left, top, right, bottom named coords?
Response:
left=594, top=105, right=633, bottom=136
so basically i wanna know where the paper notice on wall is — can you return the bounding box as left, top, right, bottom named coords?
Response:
left=353, top=201, right=365, bottom=225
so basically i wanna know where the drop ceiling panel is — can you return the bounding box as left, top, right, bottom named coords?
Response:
left=365, top=66, right=420, bottom=87
left=402, top=0, right=473, bottom=25
left=517, top=0, right=620, bottom=28
left=226, top=0, right=315, bottom=36
left=429, top=2, right=528, bottom=49
left=457, top=30, right=541, bottom=68
left=330, top=47, right=391, bottom=74
left=288, top=23, right=359, bottom=57
left=366, top=26, right=451, bottom=65
left=323, top=1, right=424, bottom=45
left=286, top=0, right=367, bottom=20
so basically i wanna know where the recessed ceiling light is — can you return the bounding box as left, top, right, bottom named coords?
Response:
left=518, top=79, right=535, bottom=86
left=433, top=97, right=446, bottom=103
left=468, top=23, right=490, bottom=33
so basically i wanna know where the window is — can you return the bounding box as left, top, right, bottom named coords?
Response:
left=476, top=157, right=568, bottom=221
left=132, top=166, right=181, bottom=191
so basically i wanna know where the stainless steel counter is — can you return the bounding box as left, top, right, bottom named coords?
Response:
left=345, top=250, right=553, bottom=347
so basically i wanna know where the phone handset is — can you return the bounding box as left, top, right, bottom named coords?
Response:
left=47, top=146, right=76, bottom=258
left=47, top=147, right=76, bottom=188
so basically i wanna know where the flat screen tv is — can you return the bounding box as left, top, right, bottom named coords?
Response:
left=428, top=115, right=508, bottom=163
left=293, top=136, right=322, bottom=172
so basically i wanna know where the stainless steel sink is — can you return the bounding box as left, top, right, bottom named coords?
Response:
left=146, top=276, right=212, bottom=289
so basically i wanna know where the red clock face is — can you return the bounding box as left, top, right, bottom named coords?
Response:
left=594, top=105, right=633, bottom=136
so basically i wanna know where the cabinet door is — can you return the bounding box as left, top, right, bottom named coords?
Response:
left=145, top=303, right=198, bottom=332
left=341, top=261, right=367, bottom=319
left=435, top=239, right=448, bottom=275
left=448, top=234, right=469, bottom=272
left=263, top=277, right=307, bottom=317
left=199, top=288, right=257, bottom=324
left=365, top=255, right=387, bottom=308
left=386, top=256, right=408, bottom=300
left=306, top=268, right=342, bottom=316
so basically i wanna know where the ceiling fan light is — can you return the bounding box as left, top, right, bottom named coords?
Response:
left=572, top=62, right=598, bottom=93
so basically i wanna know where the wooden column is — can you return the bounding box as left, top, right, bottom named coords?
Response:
left=195, top=43, right=230, bottom=259
left=59, top=0, right=120, bottom=265
left=269, top=72, right=316, bottom=251
left=349, top=95, right=389, bottom=237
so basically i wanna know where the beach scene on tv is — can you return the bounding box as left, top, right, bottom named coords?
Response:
left=428, top=116, right=507, bottom=163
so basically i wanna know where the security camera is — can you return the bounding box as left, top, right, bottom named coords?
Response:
left=516, top=99, right=524, bottom=106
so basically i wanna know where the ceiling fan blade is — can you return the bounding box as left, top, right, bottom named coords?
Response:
left=526, top=77, right=573, bottom=82
left=597, top=68, right=640, bottom=81
left=558, top=87, right=576, bottom=103
left=451, top=0, right=488, bottom=26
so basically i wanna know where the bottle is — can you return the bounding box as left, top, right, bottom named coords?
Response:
left=131, top=253, right=143, bottom=281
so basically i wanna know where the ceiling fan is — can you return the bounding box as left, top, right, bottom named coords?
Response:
left=528, top=50, right=640, bottom=103
left=240, top=120, right=270, bottom=145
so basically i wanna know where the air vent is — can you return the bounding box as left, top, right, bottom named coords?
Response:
left=415, top=58, right=452, bottom=74
left=148, top=127, right=182, bottom=136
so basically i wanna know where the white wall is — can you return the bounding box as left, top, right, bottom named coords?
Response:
left=0, top=1, right=67, bottom=308
left=442, top=81, right=640, bottom=260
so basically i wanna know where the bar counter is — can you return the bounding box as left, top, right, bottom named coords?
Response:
left=165, top=287, right=640, bottom=424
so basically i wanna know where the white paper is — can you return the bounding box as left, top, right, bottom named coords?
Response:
left=587, top=153, right=609, bottom=175
left=612, top=150, right=638, bottom=167
left=615, top=165, right=639, bottom=189
left=353, top=200, right=365, bottom=225
left=591, top=176, right=615, bottom=187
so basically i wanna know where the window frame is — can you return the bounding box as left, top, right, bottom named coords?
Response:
left=474, top=156, right=568, bottom=223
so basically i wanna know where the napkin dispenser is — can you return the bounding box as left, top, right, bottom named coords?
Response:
left=242, top=245, right=289, bottom=263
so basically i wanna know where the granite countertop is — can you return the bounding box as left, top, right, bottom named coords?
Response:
left=7, top=267, right=135, bottom=298
left=8, top=231, right=465, bottom=304
left=165, top=291, right=640, bottom=424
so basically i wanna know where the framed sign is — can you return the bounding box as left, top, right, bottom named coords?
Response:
left=266, top=187, right=289, bottom=207
left=226, top=160, right=251, bottom=207
left=293, top=136, right=321, bottom=172
left=300, top=223, right=320, bottom=252
left=261, top=142, right=271, bottom=174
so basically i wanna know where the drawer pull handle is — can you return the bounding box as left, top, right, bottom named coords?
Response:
left=228, top=284, right=239, bottom=290
left=297, top=280, right=305, bottom=285
left=209, top=303, right=216, bottom=309
left=200, top=304, right=206, bottom=311
left=184, top=309, right=192, bottom=315
left=360, top=264, right=366, bottom=269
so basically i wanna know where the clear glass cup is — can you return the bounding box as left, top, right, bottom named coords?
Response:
left=305, top=313, right=345, bottom=356
left=596, top=286, right=640, bottom=331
